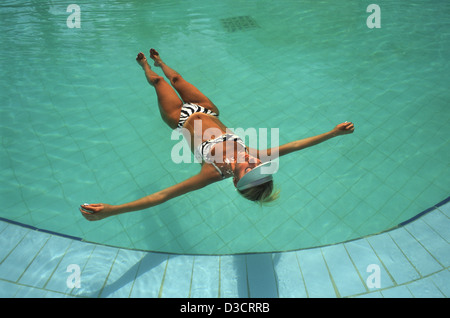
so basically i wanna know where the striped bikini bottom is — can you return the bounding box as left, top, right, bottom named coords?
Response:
left=176, top=103, right=218, bottom=129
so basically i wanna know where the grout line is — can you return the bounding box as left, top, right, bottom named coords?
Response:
left=403, top=222, right=446, bottom=269
left=269, top=253, right=280, bottom=298
left=343, top=243, right=370, bottom=294
left=365, top=238, right=397, bottom=286
left=188, top=256, right=195, bottom=298
left=0, top=277, right=74, bottom=298
left=294, top=252, right=309, bottom=298
left=244, top=255, right=250, bottom=298
left=126, top=252, right=146, bottom=298
left=0, top=226, right=30, bottom=265
left=387, top=232, right=422, bottom=278
left=320, top=248, right=340, bottom=298
left=429, top=277, right=447, bottom=298
left=97, top=249, right=120, bottom=298
left=16, top=234, right=51, bottom=283
left=421, top=210, right=449, bottom=242
left=218, top=256, right=221, bottom=298
left=157, top=255, right=170, bottom=298
left=42, top=240, right=73, bottom=290
left=69, top=244, right=96, bottom=296
left=349, top=267, right=449, bottom=298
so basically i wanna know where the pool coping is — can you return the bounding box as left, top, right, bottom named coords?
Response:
left=0, top=196, right=448, bottom=256
left=0, top=197, right=448, bottom=298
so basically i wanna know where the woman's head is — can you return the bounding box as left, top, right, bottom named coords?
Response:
left=236, top=179, right=280, bottom=205
left=233, top=158, right=280, bottom=205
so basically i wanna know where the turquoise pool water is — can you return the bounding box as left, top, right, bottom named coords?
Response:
left=1, top=0, right=448, bottom=255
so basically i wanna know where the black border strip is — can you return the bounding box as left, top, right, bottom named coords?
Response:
left=0, top=216, right=82, bottom=241
left=398, top=195, right=450, bottom=227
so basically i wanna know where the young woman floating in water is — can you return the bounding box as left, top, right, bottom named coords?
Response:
left=80, top=49, right=355, bottom=221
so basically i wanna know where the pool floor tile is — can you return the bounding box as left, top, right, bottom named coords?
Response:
left=190, top=255, right=220, bottom=298
left=389, top=228, right=443, bottom=276
left=0, top=230, right=49, bottom=282
left=44, top=240, right=95, bottom=294
left=405, top=219, right=450, bottom=267
left=422, top=209, right=450, bottom=241
left=71, top=245, right=119, bottom=298
left=295, top=248, right=336, bottom=298
left=0, top=225, right=30, bottom=262
left=14, top=285, right=50, bottom=298
left=344, top=239, right=394, bottom=290
left=0, top=279, right=21, bottom=297
left=246, top=254, right=278, bottom=298
left=129, top=252, right=168, bottom=298
left=18, top=235, right=73, bottom=288
left=437, top=202, right=450, bottom=218
left=380, top=285, right=413, bottom=298
left=406, top=276, right=446, bottom=298
left=272, top=251, right=307, bottom=298
left=219, top=255, right=248, bottom=298
left=367, top=233, right=420, bottom=285
left=321, top=244, right=367, bottom=297
left=429, top=269, right=450, bottom=297
left=159, top=255, right=194, bottom=298
left=100, top=249, right=146, bottom=298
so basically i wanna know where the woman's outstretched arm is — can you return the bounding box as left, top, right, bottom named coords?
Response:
left=80, top=168, right=218, bottom=221
left=255, top=122, right=355, bottom=161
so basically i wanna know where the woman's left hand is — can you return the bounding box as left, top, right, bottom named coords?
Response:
left=79, top=203, right=116, bottom=221
left=333, top=122, right=355, bottom=136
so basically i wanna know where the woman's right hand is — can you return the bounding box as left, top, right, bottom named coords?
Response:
left=79, top=203, right=116, bottom=221
left=332, top=122, right=355, bottom=136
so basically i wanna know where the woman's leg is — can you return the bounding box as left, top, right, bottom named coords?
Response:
left=136, top=52, right=182, bottom=129
left=149, top=49, right=220, bottom=115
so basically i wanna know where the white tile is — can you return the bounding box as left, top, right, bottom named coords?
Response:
left=158, top=255, right=193, bottom=298
left=0, top=230, right=49, bottom=282
left=44, top=240, right=95, bottom=295
left=381, top=285, right=414, bottom=298
left=367, top=234, right=420, bottom=285
left=101, top=249, right=145, bottom=298
left=422, top=210, right=450, bottom=241
left=321, top=244, right=366, bottom=297
left=407, top=276, right=445, bottom=298
left=406, top=219, right=450, bottom=267
left=130, top=252, right=168, bottom=298
left=389, top=228, right=442, bottom=276
left=273, top=251, right=307, bottom=298
left=71, top=244, right=119, bottom=298
left=296, top=248, right=336, bottom=298
left=190, top=255, right=220, bottom=298
left=246, top=254, right=278, bottom=298
left=345, top=239, right=394, bottom=290
left=219, top=255, right=248, bottom=298
left=0, top=224, right=30, bottom=262
left=19, top=235, right=72, bottom=288
left=429, top=269, right=450, bottom=297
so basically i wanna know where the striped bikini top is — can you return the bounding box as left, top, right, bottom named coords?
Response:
left=195, top=133, right=248, bottom=179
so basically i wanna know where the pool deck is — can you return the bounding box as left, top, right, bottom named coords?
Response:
left=0, top=199, right=448, bottom=298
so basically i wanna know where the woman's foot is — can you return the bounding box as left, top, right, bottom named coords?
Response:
left=150, top=48, right=163, bottom=67
left=136, top=52, right=149, bottom=69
